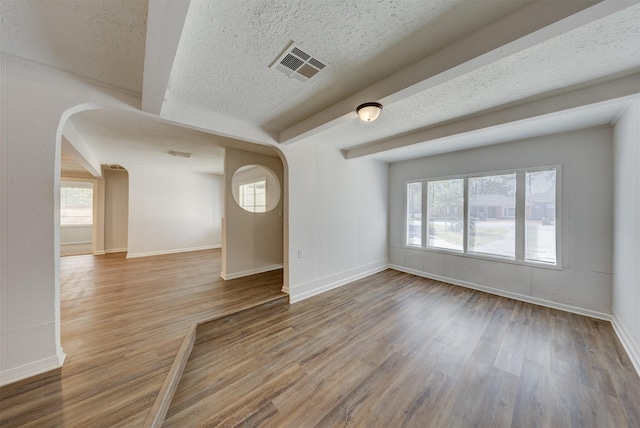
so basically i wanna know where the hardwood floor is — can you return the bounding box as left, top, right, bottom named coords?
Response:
left=0, top=249, right=286, bottom=427
left=2, top=255, right=639, bottom=427
left=60, top=242, right=93, bottom=257
left=164, top=269, right=640, bottom=427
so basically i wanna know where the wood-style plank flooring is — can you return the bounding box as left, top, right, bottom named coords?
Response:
left=165, top=269, right=640, bottom=427
left=0, top=249, right=285, bottom=427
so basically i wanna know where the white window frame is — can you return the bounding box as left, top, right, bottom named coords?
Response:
left=239, top=176, right=267, bottom=213
left=405, top=180, right=424, bottom=248
left=404, top=165, right=561, bottom=270
left=60, top=180, right=95, bottom=226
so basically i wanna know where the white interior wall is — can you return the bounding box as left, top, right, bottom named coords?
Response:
left=60, top=226, right=92, bottom=245
left=612, top=99, right=640, bottom=372
left=0, top=55, right=141, bottom=386
left=126, top=166, right=223, bottom=258
left=104, top=169, right=129, bottom=253
left=223, top=148, right=284, bottom=279
left=389, top=127, right=613, bottom=317
left=286, top=142, right=389, bottom=302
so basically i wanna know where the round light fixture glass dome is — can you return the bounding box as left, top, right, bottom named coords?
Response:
left=356, top=102, right=383, bottom=122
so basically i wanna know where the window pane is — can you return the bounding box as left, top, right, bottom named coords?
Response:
left=406, top=182, right=422, bottom=246
left=468, top=174, right=516, bottom=258
left=427, top=179, right=464, bottom=251
left=60, top=185, right=93, bottom=225
left=526, top=169, right=557, bottom=264
left=239, top=179, right=266, bottom=213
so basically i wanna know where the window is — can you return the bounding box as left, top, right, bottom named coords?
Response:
left=405, top=167, right=559, bottom=266
left=406, top=182, right=422, bottom=246
left=239, top=177, right=266, bottom=212
left=427, top=179, right=463, bottom=251
left=525, top=169, right=557, bottom=264
left=60, top=181, right=93, bottom=225
left=468, top=173, right=516, bottom=258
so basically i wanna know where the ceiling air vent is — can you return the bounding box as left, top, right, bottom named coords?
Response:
left=103, top=164, right=126, bottom=171
left=271, top=42, right=328, bottom=82
left=169, top=150, right=192, bottom=158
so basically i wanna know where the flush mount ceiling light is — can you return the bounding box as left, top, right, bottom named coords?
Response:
left=356, top=102, right=383, bottom=122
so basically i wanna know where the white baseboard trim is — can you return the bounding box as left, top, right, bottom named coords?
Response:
left=0, top=350, right=65, bottom=387
left=221, top=264, right=283, bottom=280
left=61, top=240, right=92, bottom=246
left=611, top=312, right=640, bottom=377
left=389, top=265, right=611, bottom=321
left=126, top=244, right=221, bottom=259
left=289, top=258, right=389, bottom=304
left=105, top=248, right=127, bottom=254
left=93, top=250, right=106, bottom=255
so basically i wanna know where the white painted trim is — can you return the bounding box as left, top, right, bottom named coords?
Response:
left=389, top=264, right=611, bottom=321
left=611, top=312, right=640, bottom=377
left=105, top=248, right=128, bottom=254
left=61, top=240, right=92, bottom=246
left=142, top=0, right=191, bottom=115
left=221, top=264, right=283, bottom=280
left=0, top=352, right=65, bottom=387
left=126, top=244, right=221, bottom=259
left=0, top=56, right=7, bottom=373
left=289, top=259, right=389, bottom=304
left=57, top=347, right=66, bottom=366
left=93, top=251, right=106, bottom=256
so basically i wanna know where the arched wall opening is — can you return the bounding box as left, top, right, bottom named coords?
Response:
left=0, top=53, right=291, bottom=386
left=54, top=103, right=291, bottom=362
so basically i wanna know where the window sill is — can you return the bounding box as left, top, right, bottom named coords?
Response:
left=403, top=245, right=561, bottom=271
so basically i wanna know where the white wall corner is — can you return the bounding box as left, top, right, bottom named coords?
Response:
left=0, top=354, right=64, bottom=387
left=289, top=258, right=389, bottom=303
left=612, top=312, right=640, bottom=377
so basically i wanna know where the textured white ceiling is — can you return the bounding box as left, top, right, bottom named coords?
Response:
left=3, top=0, right=639, bottom=167
left=70, top=110, right=227, bottom=175
left=166, top=0, right=533, bottom=131
left=0, top=0, right=148, bottom=94
left=311, top=3, right=640, bottom=149
left=69, top=109, right=281, bottom=175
